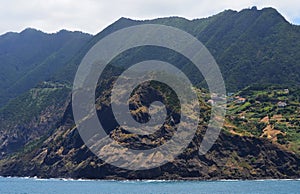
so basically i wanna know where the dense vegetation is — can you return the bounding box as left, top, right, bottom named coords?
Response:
left=52, top=8, right=300, bottom=91
left=0, top=29, right=92, bottom=107
left=69, top=7, right=300, bottom=92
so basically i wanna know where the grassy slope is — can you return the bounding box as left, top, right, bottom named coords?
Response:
left=225, top=85, right=300, bottom=155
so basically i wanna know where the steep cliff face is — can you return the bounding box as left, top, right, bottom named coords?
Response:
left=0, top=82, right=70, bottom=158
left=0, top=81, right=299, bottom=180
left=1, top=118, right=299, bottom=180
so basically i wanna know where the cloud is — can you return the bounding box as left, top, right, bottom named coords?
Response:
left=0, top=0, right=299, bottom=35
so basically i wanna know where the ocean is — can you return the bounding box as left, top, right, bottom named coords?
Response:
left=0, top=177, right=299, bottom=194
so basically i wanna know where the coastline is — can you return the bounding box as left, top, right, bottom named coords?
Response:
left=1, top=175, right=300, bottom=182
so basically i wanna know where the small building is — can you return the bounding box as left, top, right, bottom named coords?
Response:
left=277, top=101, right=287, bottom=107
left=235, top=97, right=246, bottom=104
left=207, top=99, right=214, bottom=105
left=284, top=89, right=289, bottom=94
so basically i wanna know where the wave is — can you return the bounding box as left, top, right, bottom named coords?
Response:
left=0, top=176, right=299, bottom=182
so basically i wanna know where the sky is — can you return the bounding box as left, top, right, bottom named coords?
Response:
left=0, top=0, right=299, bottom=35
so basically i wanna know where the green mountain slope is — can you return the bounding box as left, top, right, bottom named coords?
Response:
left=0, top=29, right=91, bottom=158
left=0, top=81, right=70, bottom=158
left=115, top=8, right=300, bottom=90
left=52, top=8, right=300, bottom=91
left=0, top=29, right=92, bottom=107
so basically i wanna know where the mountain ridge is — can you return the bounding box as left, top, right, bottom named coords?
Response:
left=0, top=28, right=92, bottom=107
left=52, top=6, right=300, bottom=89
left=0, top=27, right=91, bottom=37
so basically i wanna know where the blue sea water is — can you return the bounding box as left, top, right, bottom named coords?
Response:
left=0, top=177, right=299, bottom=194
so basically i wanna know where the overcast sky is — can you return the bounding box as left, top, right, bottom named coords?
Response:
left=1, top=0, right=299, bottom=35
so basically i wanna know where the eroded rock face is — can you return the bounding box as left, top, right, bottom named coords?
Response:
left=1, top=126, right=299, bottom=180
left=0, top=81, right=299, bottom=180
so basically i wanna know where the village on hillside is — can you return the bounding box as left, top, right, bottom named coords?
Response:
left=204, top=86, right=300, bottom=155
